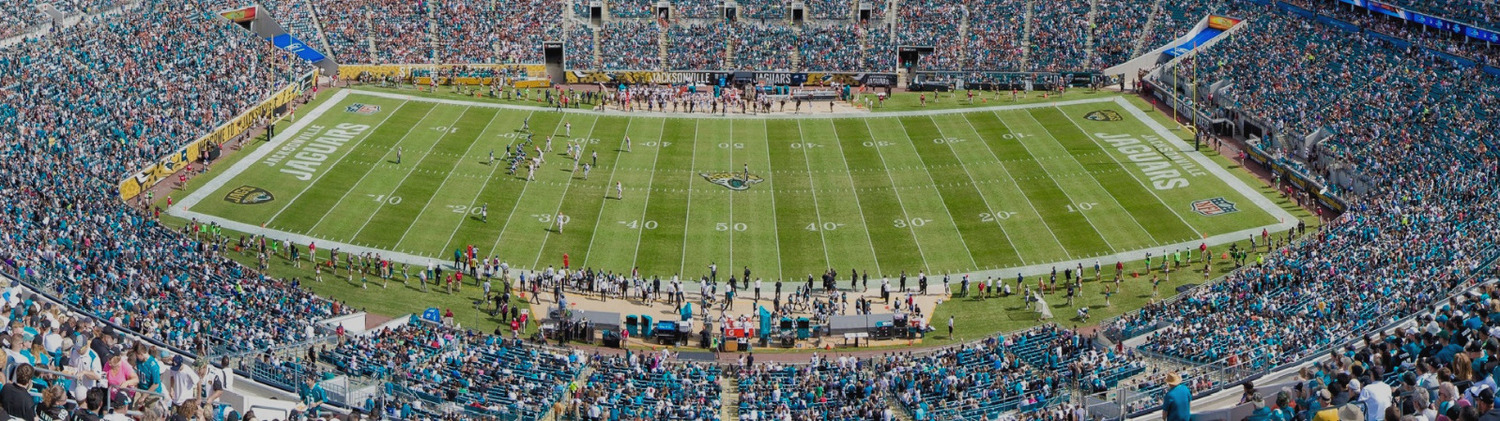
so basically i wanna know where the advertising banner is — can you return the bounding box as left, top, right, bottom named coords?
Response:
left=562, top=70, right=894, bottom=86
left=1365, top=1, right=1407, bottom=19
left=218, top=5, right=256, bottom=22
left=1207, top=15, right=1241, bottom=30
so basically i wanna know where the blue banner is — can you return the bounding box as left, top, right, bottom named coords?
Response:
left=1317, top=16, right=1361, bottom=32
left=1337, top=0, right=1365, bottom=6
left=1365, top=30, right=1412, bottom=49
left=1164, top=28, right=1225, bottom=57
left=1467, top=26, right=1500, bottom=44
left=1486, top=66, right=1500, bottom=79
left=271, top=34, right=327, bottom=63
left=1410, top=12, right=1463, bottom=34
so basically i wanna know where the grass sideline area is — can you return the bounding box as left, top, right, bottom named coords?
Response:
left=349, top=82, right=1117, bottom=114
left=155, top=86, right=1314, bottom=347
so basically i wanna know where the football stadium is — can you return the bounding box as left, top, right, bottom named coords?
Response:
left=2, top=0, right=1499, bottom=419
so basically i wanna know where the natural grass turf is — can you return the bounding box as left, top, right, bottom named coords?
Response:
left=162, top=86, right=1309, bottom=345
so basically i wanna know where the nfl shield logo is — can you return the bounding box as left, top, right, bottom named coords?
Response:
left=345, top=103, right=381, bottom=115
left=1190, top=197, right=1239, bottom=216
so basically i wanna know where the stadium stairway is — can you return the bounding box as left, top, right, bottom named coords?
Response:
left=1084, top=0, right=1099, bottom=67
left=659, top=22, right=669, bottom=67
left=720, top=376, right=739, bottom=420
left=885, top=394, right=916, bottom=421
left=1020, top=0, right=1036, bottom=68
left=427, top=0, right=438, bottom=63
left=1131, top=0, right=1167, bottom=58
left=790, top=26, right=803, bottom=69
left=363, top=11, right=377, bottom=61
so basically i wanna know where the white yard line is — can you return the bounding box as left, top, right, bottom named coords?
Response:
left=727, top=121, right=735, bottom=274
left=954, top=113, right=1118, bottom=254
left=178, top=89, right=358, bottom=213
left=861, top=119, right=949, bottom=274
left=305, top=105, right=443, bottom=235
left=925, top=115, right=1041, bottom=264
left=627, top=118, right=669, bottom=271
left=821, top=120, right=884, bottom=278
left=882, top=117, right=986, bottom=269
left=760, top=119, right=786, bottom=281
left=1008, top=108, right=1158, bottom=242
left=347, top=88, right=1119, bottom=119
left=1013, top=110, right=1156, bottom=242
left=529, top=116, right=602, bottom=270
left=1112, top=96, right=1298, bottom=229
left=270, top=103, right=416, bottom=229
left=1051, top=106, right=1204, bottom=242
left=342, top=107, right=473, bottom=241
left=435, top=110, right=537, bottom=256
left=677, top=120, right=701, bottom=278
left=793, top=120, right=836, bottom=271
left=578, top=119, right=634, bottom=269
left=390, top=109, right=504, bottom=251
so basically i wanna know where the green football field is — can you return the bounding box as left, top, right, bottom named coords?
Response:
left=173, top=89, right=1292, bottom=281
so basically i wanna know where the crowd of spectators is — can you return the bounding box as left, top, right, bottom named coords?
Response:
left=254, top=0, right=330, bottom=54
left=733, top=22, right=799, bottom=71
left=672, top=0, right=719, bottom=19
left=565, top=26, right=597, bottom=69
left=896, top=0, right=965, bottom=70
left=886, top=330, right=1071, bottom=420
left=1024, top=0, right=1090, bottom=72
left=667, top=22, right=729, bottom=70
left=315, top=0, right=430, bottom=63
left=806, top=0, right=852, bottom=20
left=433, top=0, right=562, bottom=64
left=738, top=0, right=786, bottom=21
left=738, top=356, right=887, bottom=420
left=965, top=0, right=1026, bottom=71
left=570, top=352, right=723, bottom=419
left=864, top=24, right=895, bottom=70
left=599, top=20, right=662, bottom=70
left=1119, top=5, right=1500, bottom=374
left=798, top=24, right=865, bottom=71
left=607, top=0, right=654, bottom=18
left=0, top=0, right=1498, bottom=420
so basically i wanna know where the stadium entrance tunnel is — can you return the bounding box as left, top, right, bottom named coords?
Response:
left=545, top=43, right=565, bottom=84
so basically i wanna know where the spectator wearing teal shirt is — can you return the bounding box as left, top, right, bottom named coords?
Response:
left=299, top=375, right=327, bottom=417
left=1163, top=372, right=1192, bottom=421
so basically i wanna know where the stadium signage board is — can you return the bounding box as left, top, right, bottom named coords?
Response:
left=218, top=5, right=256, bottom=22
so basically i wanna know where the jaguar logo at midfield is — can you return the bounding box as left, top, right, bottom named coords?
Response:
left=224, top=185, right=276, bottom=205
left=1084, top=109, right=1124, bottom=122
left=701, top=171, right=764, bottom=191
